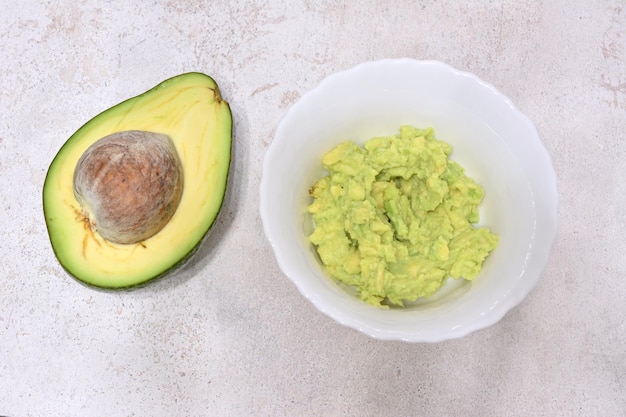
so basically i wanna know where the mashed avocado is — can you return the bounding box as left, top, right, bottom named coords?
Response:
left=308, top=125, right=498, bottom=307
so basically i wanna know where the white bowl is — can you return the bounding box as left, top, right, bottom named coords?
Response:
left=260, top=59, right=558, bottom=342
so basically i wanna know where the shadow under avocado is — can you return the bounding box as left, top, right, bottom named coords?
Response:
left=142, top=103, right=247, bottom=293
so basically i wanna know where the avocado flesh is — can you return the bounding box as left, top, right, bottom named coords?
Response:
left=43, top=72, right=232, bottom=289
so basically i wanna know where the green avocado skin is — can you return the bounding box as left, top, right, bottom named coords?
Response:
left=43, top=73, right=233, bottom=290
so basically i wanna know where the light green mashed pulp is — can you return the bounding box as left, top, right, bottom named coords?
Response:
left=308, top=126, right=498, bottom=307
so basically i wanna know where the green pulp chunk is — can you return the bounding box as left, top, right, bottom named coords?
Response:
left=308, top=126, right=498, bottom=307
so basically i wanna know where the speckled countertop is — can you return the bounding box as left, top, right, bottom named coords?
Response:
left=1, top=1, right=625, bottom=416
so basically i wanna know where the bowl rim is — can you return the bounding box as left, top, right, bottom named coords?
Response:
left=260, top=58, right=558, bottom=342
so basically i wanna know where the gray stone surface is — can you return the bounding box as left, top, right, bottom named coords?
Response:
left=1, top=1, right=624, bottom=416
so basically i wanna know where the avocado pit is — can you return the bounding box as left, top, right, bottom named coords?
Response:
left=73, top=130, right=184, bottom=245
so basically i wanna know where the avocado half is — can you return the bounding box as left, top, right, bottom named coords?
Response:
left=43, top=72, right=232, bottom=289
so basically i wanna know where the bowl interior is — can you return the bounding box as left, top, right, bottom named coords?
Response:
left=260, top=59, right=557, bottom=342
